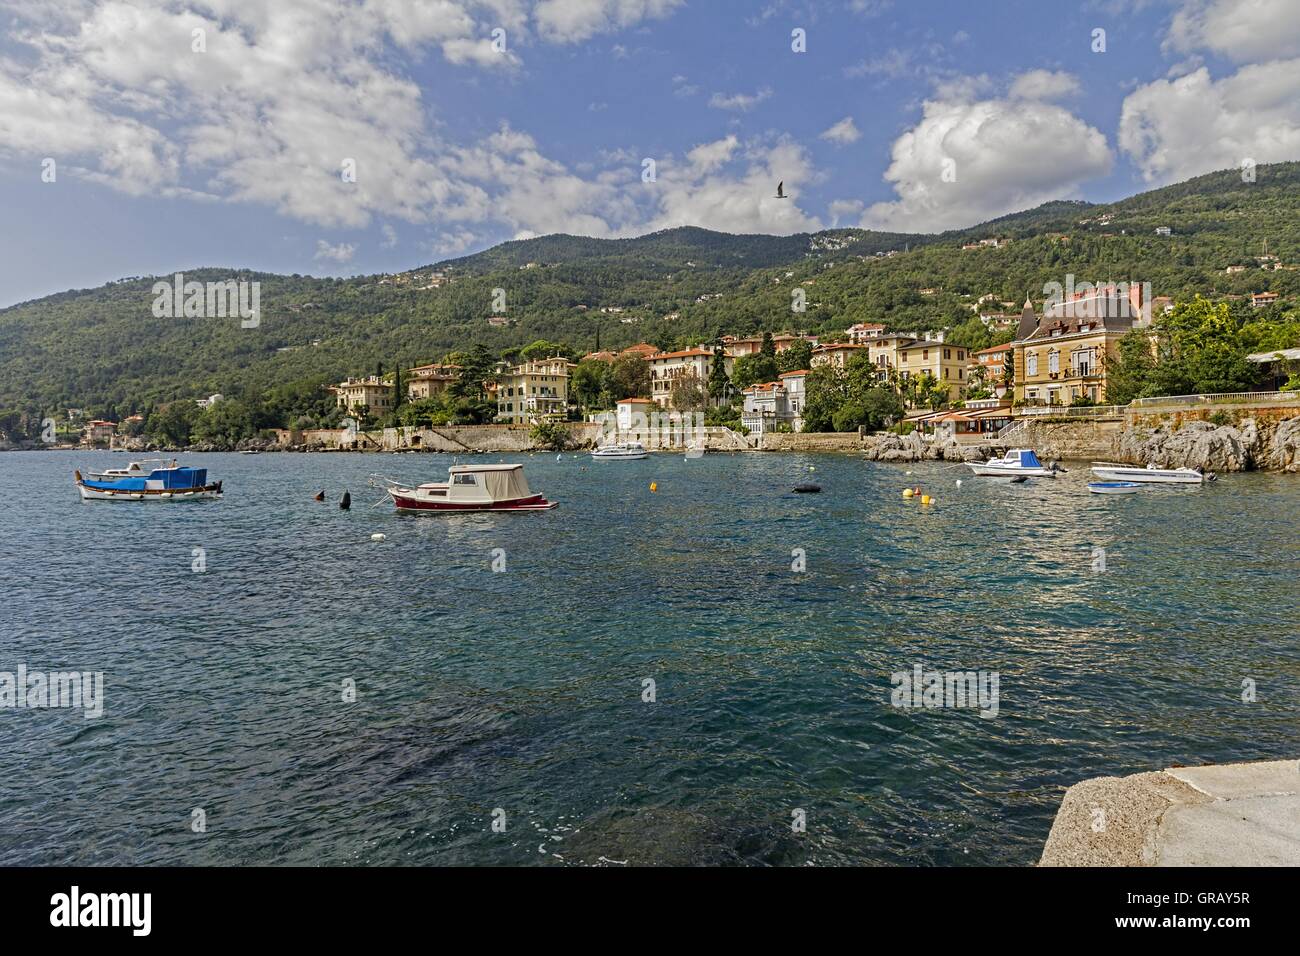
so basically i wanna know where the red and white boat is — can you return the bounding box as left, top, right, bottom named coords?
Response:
left=376, top=463, right=557, bottom=512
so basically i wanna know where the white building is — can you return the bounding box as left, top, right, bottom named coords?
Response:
left=646, top=347, right=733, bottom=408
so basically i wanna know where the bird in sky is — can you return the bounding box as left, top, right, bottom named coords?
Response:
left=775, top=181, right=788, bottom=199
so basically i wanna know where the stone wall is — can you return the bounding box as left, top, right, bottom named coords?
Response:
left=759, top=431, right=864, bottom=453
left=1019, top=419, right=1124, bottom=462
left=1022, top=410, right=1300, bottom=472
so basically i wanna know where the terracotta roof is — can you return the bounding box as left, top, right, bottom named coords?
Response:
left=617, top=397, right=654, bottom=404
left=974, top=344, right=1011, bottom=356
left=649, top=347, right=714, bottom=359
left=778, top=369, right=809, bottom=378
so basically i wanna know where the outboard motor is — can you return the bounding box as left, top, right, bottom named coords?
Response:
left=340, top=490, right=351, bottom=510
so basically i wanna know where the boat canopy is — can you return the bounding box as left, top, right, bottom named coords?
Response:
left=447, top=464, right=532, bottom=503
left=1010, top=449, right=1043, bottom=468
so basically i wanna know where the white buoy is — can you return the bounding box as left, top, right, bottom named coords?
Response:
left=371, top=533, right=386, bottom=541
left=905, top=470, right=912, bottom=476
left=556, top=453, right=561, bottom=461
left=956, top=479, right=962, bottom=488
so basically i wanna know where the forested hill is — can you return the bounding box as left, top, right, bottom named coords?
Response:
left=3, top=162, right=1299, bottom=418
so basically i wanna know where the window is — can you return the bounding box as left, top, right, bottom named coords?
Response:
left=923, top=349, right=929, bottom=360
left=453, top=474, right=477, bottom=485
left=1027, top=352, right=1039, bottom=376
left=943, top=349, right=951, bottom=359
left=1048, top=351, right=1060, bottom=374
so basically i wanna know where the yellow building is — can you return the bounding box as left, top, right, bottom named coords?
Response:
left=332, top=377, right=395, bottom=416
left=1012, top=290, right=1146, bottom=406
left=496, top=358, right=573, bottom=423
left=406, top=364, right=458, bottom=401
left=896, top=339, right=969, bottom=401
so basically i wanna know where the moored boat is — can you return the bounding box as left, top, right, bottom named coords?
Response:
left=1090, top=462, right=1209, bottom=484
left=75, top=462, right=222, bottom=501
left=1088, top=481, right=1141, bottom=494
left=377, top=463, right=556, bottom=512
left=85, top=457, right=178, bottom=481
left=592, top=441, right=648, bottom=460
left=966, top=448, right=1060, bottom=479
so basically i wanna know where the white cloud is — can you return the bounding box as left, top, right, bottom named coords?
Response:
left=1119, top=60, right=1300, bottom=183
left=644, top=136, right=823, bottom=235
left=819, top=117, right=861, bottom=145
left=828, top=198, right=865, bottom=227
left=709, top=87, right=772, bottom=112
left=1008, top=70, right=1080, bottom=102
left=315, top=240, right=357, bottom=263
left=1166, top=0, right=1300, bottom=63
left=0, top=0, right=694, bottom=242
left=533, top=0, right=684, bottom=43
left=862, top=76, right=1113, bottom=232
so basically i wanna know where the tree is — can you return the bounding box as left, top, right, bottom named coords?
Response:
left=707, top=344, right=731, bottom=398
left=608, top=354, right=650, bottom=400
left=778, top=338, right=813, bottom=373
left=145, top=401, right=202, bottom=447
left=571, top=359, right=611, bottom=409
left=733, top=353, right=779, bottom=390
left=670, top=373, right=709, bottom=412
left=192, top=398, right=256, bottom=446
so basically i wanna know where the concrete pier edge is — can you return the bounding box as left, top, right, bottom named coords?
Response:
left=1039, top=758, right=1300, bottom=866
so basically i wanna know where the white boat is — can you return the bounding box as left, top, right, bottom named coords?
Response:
left=684, top=444, right=705, bottom=460
left=966, top=448, right=1059, bottom=478
left=592, top=442, right=648, bottom=460
left=1090, top=462, right=1208, bottom=484
left=1088, top=481, right=1141, bottom=494
left=85, top=458, right=179, bottom=481
left=375, top=463, right=557, bottom=512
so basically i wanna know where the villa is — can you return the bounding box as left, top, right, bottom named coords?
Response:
left=496, top=357, right=573, bottom=424
left=332, top=377, right=395, bottom=416
left=647, top=347, right=732, bottom=407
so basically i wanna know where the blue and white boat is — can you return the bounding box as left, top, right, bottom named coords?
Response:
left=966, top=448, right=1060, bottom=479
left=74, top=461, right=223, bottom=501
left=1088, top=481, right=1141, bottom=494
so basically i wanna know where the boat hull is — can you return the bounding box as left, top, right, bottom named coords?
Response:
left=592, top=452, right=648, bottom=460
left=1090, top=466, right=1203, bottom=484
left=390, top=491, right=557, bottom=512
left=1088, top=481, right=1141, bottom=494
left=966, top=463, right=1056, bottom=478
left=77, top=482, right=223, bottom=501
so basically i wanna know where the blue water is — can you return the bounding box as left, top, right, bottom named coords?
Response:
left=1, top=450, right=1297, bottom=865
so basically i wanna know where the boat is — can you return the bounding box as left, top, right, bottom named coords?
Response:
left=1090, top=462, right=1209, bottom=484
left=592, top=442, right=648, bottom=460
left=1088, top=481, right=1141, bottom=494
left=85, top=457, right=178, bottom=481
left=684, top=444, right=705, bottom=460
left=375, top=463, right=557, bottom=512
left=75, top=462, right=222, bottom=501
left=966, top=449, right=1060, bottom=479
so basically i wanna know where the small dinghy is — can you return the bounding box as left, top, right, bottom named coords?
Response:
left=792, top=482, right=821, bottom=494
left=1088, top=481, right=1141, bottom=494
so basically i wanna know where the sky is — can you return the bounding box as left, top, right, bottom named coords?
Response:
left=1, top=0, right=1300, bottom=306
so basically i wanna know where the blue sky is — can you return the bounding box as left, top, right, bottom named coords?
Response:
left=2, top=0, right=1299, bottom=306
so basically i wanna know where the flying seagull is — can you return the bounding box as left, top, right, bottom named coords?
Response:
left=775, top=181, right=788, bottom=199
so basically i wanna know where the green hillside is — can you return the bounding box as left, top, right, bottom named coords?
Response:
left=2, top=163, right=1299, bottom=425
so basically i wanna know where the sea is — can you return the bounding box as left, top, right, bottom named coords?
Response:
left=1, top=449, right=1297, bottom=865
